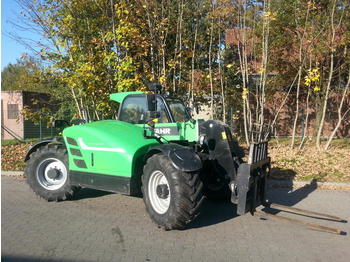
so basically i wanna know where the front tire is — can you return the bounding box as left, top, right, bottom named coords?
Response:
left=25, top=144, right=79, bottom=201
left=142, top=154, right=204, bottom=230
left=203, top=182, right=231, bottom=201
left=201, top=160, right=231, bottom=201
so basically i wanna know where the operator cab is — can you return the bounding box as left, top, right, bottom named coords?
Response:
left=117, top=94, right=190, bottom=124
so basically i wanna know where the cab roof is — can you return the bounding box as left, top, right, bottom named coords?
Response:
left=109, top=92, right=144, bottom=103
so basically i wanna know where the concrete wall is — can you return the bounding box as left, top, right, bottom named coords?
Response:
left=1, top=91, right=24, bottom=140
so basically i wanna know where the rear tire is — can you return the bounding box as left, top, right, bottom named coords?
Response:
left=142, top=154, right=204, bottom=230
left=25, top=144, right=79, bottom=201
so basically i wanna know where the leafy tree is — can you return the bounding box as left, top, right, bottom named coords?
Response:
left=1, top=55, right=46, bottom=92
left=10, top=0, right=349, bottom=149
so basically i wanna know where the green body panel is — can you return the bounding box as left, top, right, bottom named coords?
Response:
left=181, top=121, right=199, bottom=142
left=63, top=120, right=159, bottom=177
left=62, top=92, right=200, bottom=180
left=109, top=92, right=143, bottom=103
left=137, top=121, right=198, bottom=142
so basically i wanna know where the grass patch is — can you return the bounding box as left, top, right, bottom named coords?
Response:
left=268, top=137, right=350, bottom=149
left=1, top=139, right=24, bottom=146
left=327, top=138, right=350, bottom=149
left=1, top=138, right=44, bottom=146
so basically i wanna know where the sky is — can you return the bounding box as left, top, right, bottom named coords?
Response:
left=1, top=0, right=42, bottom=70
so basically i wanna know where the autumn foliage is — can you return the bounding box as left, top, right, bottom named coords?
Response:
left=2, top=0, right=349, bottom=150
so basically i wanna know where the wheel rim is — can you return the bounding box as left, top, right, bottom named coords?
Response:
left=36, top=158, right=68, bottom=191
left=148, top=170, right=170, bottom=214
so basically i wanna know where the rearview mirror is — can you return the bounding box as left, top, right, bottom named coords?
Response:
left=147, top=94, right=157, bottom=112
left=148, top=83, right=163, bottom=93
left=71, top=119, right=86, bottom=126
left=52, top=120, right=69, bottom=128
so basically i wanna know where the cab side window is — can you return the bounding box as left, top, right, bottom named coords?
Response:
left=156, top=97, right=169, bottom=123
left=119, top=96, right=170, bottom=124
left=119, top=96, right=148, bottom=124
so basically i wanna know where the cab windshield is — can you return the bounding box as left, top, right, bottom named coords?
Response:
left=167, top=99, right=191, bottom=122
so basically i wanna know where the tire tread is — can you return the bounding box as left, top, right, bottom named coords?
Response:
left=142, top=154, right=205, bottom=230
left=25, top=144, right=79, bottom=201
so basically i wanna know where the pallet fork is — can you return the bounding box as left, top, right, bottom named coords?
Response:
left=256, top=203, right=347, bottom=235
left=232, top=142, right=347, bottom=235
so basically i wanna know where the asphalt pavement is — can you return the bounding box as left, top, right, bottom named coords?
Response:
left=2, top=176, right=350, bottom=262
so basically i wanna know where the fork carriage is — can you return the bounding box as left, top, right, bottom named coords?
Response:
left=231, top=141, right=270, bottom=215
left=235, top=141, right=346, bottom=235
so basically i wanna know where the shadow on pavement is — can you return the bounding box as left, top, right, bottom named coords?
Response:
left=261, top=179, right=339, bottom=222
left=71, top=188, right=112, bottom=201
left=67, top=172, right=320, bottom=228
left=2, top=256, right=87, bottom=262
left=266, top=178, right=318, bottom=208
left=189, top=199, right=238, bottom=229
left=189, top=178, right=319, bottom=229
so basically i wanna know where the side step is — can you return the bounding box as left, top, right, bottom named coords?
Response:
left=255, top=203, right=347, bottom=235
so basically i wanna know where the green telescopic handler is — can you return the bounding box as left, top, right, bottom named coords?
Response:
left=24, top=83, right=346, bottom=234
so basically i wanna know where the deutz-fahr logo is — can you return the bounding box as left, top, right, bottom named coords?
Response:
left=154, top=126, right=179, bottom=136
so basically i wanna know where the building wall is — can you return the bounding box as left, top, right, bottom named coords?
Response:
left=266, top=92, right=350, bottom=138
left=1, top=91, right=24, bottom=140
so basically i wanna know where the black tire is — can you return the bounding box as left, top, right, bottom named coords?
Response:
left=200, top=161, right=231, bottom=201
left=142, top=153, right=205, bottom=230
left=25, top=144, right=79, bottom=201
left=203, top=184, right=231, bottom=201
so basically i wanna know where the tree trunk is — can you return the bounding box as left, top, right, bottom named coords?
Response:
left=208, top=16, right=214, bottom=119
left=291, top=69, right=302, bottom=148
left=299, top=58, right=313, bottom=150
left=161, top=0, right=168, bottom=84
left=324, top=68, right=350, bottom=150
left=237, top=1, right=250, bottom=146
left=70, top=87, right=83, bottom=119
left=178, top=0, right=184, bottom=87
left=257, top=0, right=270, bottom=141
left=172, top=1, right=181, bottom=92
left=299, top=86, right=311, bottom=150
left=291, top=6, right=309, bottom=148
left=218, top=29, right=225, bottom=123
left=190, top=23, right=198, bottom=103
left=316, top=1, right=336, bottom=150
left=143, top=0, right=156, bottom=79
